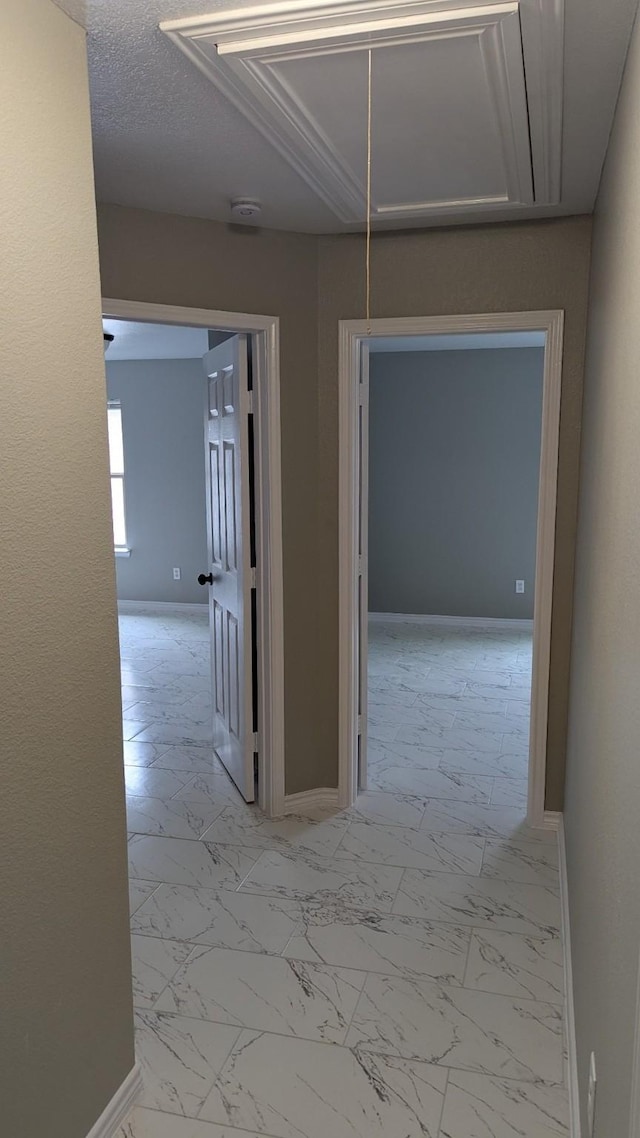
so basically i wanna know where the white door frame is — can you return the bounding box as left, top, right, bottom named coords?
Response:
left=338, top=310, right=564, bottom=828
left=103, top=298, right=286, bottom=817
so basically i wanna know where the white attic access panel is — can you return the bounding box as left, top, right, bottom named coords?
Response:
left=161, top=0, right=563, bottom=227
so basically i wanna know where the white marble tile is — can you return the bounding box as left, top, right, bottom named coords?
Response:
left=420, top=800, right=551, bottom=842
left=505, top=700, right=532, bottom=723
left=394, top=871, right=562, bottom=937
left=127, top=701, right=212, bottom=727
left=284, top=902, right=470, bottom=982
left=453, top=708, right=511, bottom=733
left=466, top=680, right=528, bottom=701
left=347, top=791, right=426, bottom=827
left=121, top=665, right=165, bottom=688
left=148, top=659, right=210, bottom=680
left=133, top=721, right=213, bottom=748
left=491, top=777, right=529, bottom=807
left=346, top=973, right=564, bottom=1082
left=172, top=772, right=246, bottom=809
left=121, top=684, right=193, bottom=709
left=465, top=929, right=565, bottom=1002
left=439, top=748, right=529, bottom=779
left=368, top=764, right=493, bottom=802
left=128, top=835, right=261, bottom=889
left=481, top=838, right=560, bottom=887
left=202, top=806, right=350, bottom=857
left=239, top=848, right=404, bottom=909
left=155, top=947, right=365, bottom=1043
left=135, top=1010, right=240, bottom=1117
left=125, top=766, right=192, bottom=801
left=132, top=884, right=301, bottom=953
left=335, top=821, right=485, bottom=873
left=439, top=1071, right=569, bottom=1137
left=367, top=738, right=443, bottom=770
left=123, top=741, right=170, bottom=767
left=368, top=702, right=455, bottom=730
left=395, top=724, right=504, bottom=759
left=367, top=719, right=400, bottom=743
left=118, top=1107, right=260, bottom=1137
left=130, top=934, right=193, bottom=1008
left=129, top=879, right=158, bottom=915
left=126, top=796, right=225, bottom=840
left=199, top=1029, right=448, bottom=1138
left=124, top=719, right=153, bottom=742
left=366, top=687, right=419, bottom=708
left=151, top=745, right=222, bottom=774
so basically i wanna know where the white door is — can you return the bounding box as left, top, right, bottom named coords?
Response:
left=201, top=336, right=255, bottom=802
left=357, top=342, right=370, bottom=790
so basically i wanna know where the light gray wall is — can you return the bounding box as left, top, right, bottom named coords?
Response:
left=107, top=358, right=209, bottom=604
left=564, top=8, right=640, bottom=1136
left=368, top=348, right=543, bottom=619
left=1, top=3, right=133, bottom=1135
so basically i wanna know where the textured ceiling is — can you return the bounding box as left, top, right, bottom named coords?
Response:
left=87, top=0, right=639, bottom=234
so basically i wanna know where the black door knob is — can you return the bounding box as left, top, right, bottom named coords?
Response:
left=198, top=572, right=214, bottom=586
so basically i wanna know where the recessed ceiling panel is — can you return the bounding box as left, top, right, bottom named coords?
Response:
left=161, top=0, right=563, bottom=225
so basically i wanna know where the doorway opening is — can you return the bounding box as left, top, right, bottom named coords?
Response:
left=102, top=299, right=285, bottom=818
left=339, top=311, right=564, bottom=829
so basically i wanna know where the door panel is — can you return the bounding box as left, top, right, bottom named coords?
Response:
left=202, top=336, right=254, bottom=802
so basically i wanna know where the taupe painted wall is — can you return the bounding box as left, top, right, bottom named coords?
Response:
left=318, top=217, right=592, bottom=810
left=98, top=204, right=320, bottom=794
left=107, top=358, right=209, bottom=605
left=0, top=4, right=133, bottom=1137
left=97, top=205, right=591, bottom=806
left=564, top=9, right=640, bottom=1134
left=368, top=348, right=544, bottom=619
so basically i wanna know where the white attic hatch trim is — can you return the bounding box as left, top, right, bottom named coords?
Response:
left=161, top=0, right=563, bottom=226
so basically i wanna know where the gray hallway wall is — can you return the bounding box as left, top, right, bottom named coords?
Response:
left=368, top=348, right=544, bottom=619
left=107, top=358, right=209, bottom=604
left=1, top=3, right=134, bottom=1135
left=564, top=6, right=640, bottom=1135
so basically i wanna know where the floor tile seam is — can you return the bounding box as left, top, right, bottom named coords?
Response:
left=138, top=1024, right=244, bottom=1123
left=346, top=1050, right=568, bottom=1089
left=141, top=942, right=560, bottom=1024
left=130, top=881, right=162, bottom=916
left=434, top=1068, right=451, bottom=1138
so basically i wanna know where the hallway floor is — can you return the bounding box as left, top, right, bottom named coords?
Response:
left=118, top=611, right=569, bottom=1138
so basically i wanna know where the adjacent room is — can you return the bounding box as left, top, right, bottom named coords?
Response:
left=364, top=333, right=545, bottom=820
left=104, top=318, right=250, bottom=826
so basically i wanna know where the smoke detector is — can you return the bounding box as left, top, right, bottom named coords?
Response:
left=230, top=197, right=262, bottom=220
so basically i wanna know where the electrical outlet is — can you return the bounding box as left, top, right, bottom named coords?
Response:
left=587, top=1052, right=597, bottom=1137
left=515, top=579, right=525, bottom=594
left=172, top=567, right=181, bottom=581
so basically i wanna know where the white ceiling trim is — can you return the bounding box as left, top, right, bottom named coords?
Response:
left=161, top=0, right=563, bottom=225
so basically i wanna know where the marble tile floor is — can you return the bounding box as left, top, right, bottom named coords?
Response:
left=118, top=612, right=569, bottom=1138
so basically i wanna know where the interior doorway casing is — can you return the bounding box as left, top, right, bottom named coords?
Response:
left=102, top=298, right=285, bottom=817
left=338, top=310, right=565, bottom=828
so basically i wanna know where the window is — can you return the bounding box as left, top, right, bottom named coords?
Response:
left=107, top=402, right=128, bottom=551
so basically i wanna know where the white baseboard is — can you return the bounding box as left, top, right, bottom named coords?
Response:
left=85, top=1062, right=142, bottom=1138
left=368, top=612, right=534, bottom=631
left=118, top=600, right=207, bottom=615
left=281, top=788, right=341, bottom=815
left=558, top=816, right=581, bottom=1138
left=542, top=809, right=562, bottom=831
